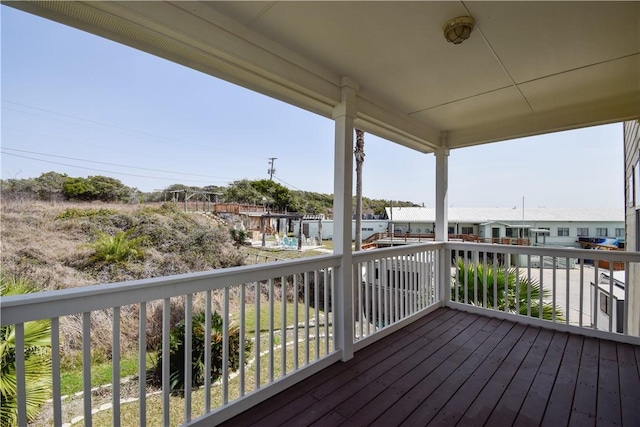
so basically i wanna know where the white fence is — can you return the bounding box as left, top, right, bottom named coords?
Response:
left=2, top=242, right=639, bottom=426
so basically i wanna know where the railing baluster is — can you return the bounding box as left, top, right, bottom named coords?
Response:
left=112, top=306, right=121, bottom=427
left=324, top=268, right=330, bottom=353
left=368, top=260, right=376, bottom=332
left=83, top=311, right=92, bottom=427
left=239, top=284, right=246, bottom=396
left=504, top=253, right=509, bottom=313
left=527, top=255, right=532, bottom=317
left=314, top=270, right=320, bottom=358
left=609, top=264, right=614, bottom=333
left=474, top=251, right=479, bottom=306
left=355, top=263, right=362, bottom=339
left=579, top=259, right=584, bottom=328
left=268, top=278, right=274, bottom=382
left=255, top=281, right=261, bottom=390
left=293, top=274, right=299, bottom=370
left=383, top=258, right=389, bottom=326
left=394, top=256, right=400, bottom=322
left=281, top=277, right=287, bottom=377
left=304, top=272, right=310, bottom=365
left=16, top=323, right=27, bottom=427
left=514, top=254, right=520, bottom=316
left=593, top=264, right=599, bottom=329
left=539, top=261, right=544, bottom=320
left=482, top=252, right=488, bottom=309
left=162, top=298, right=170, bottom=426
left=52, top=317, right=62, bottom=427
left=330, top=267, right=336, bottom=351
left=463, top=251, right=469, bottom=304
left=184, top=294, right=192, bottom=421
left=204, top=291, right=212, bottom=411
left=138, top=302, right=146, bottom=426
left=565, top=259, right=570, bottom=326
left=493, top=258, right=498, bottom=311
left=624, top=262, right=629, bottom=335
left=399, top=255, right=405, bottom=319
left=365, top=261, right=371, bottom=335
left=552, top=257, right=557, bottom=323
left=223, top=287, right=230, bottom=404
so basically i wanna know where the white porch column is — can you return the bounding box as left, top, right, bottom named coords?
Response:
left=435, top=144, right=450, bottom=306
left=332, top=77, right=358, bottom=361
left=435, top=145, right=450, bottom=242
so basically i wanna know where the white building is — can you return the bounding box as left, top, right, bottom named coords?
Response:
left=294, top=218, right=388, bottom=242
left=386, top=207, right=624, bottom=248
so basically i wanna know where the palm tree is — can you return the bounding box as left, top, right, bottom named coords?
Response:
left=452, top=258, right=563, bottom=321
left=0, top=274, right=52, bottom=425
left=354, top=129, right=365, bottom=251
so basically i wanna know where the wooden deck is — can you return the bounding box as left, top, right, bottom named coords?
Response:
left=221, top=307, right=640, bottom=426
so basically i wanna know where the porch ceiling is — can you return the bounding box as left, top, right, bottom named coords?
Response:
left=9, top=1, right=640, bottom=152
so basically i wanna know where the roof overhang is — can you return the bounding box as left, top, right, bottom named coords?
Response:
left=6, top=1, right=640, bottom=153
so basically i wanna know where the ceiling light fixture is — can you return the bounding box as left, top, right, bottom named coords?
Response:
left=442, top=16, right=475, bottom=44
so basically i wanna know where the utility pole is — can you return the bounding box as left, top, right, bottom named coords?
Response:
left=268, top=157, right=277, bottom=180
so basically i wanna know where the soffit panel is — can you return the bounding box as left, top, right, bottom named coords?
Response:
left=207, top=1, right=513, bottom=114
left=520, top=54, right=640, bottom=113
left=411, top=86, right=530, bottom=130
left=467, top=1, right=640, bottom=84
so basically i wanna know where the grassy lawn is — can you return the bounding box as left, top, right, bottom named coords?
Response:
left=61, top=353, right=155, bottom=395
left=91, top=337, right=332, bottom=426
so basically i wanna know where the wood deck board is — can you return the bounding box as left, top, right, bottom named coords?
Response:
left=483, top=328, right=555, bottom=427
left=569, top=337, right=599, bottom=426
left=351, top=315, right=492, bottom=426
left=514, top=331, right=569, bottom=426
left=541, top=334, right=584, bottom=425
left=219, top=308, right=640, bottom=427
left=617, top=342, right=640, bottom=427
left=456, top=326, right=541, bottom=426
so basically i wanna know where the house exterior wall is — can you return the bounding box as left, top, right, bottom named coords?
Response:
left=624, top=119, right=640, bottom=335
left=294, top=220, right=388, bottom=241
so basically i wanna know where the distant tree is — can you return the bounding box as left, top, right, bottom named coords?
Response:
left=223, top=180, right=264, bottom=205
left=62, top=177, right=95, bottom=201
left=34, top=171, right=68, bottom=202
left=62, top=176, right=132, bottom=202
left=250, top=179, right=295, bottom=211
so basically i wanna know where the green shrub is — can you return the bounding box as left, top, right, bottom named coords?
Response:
left=88, top=229, right=145, bottom=264
left=151, top=312, right=252, bottom=395
left=230, top=229, right=248, bottom=246
left=0, top=273, right=52, bottom=426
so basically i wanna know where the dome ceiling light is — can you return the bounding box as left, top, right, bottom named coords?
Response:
left=442, top=16, right=475, bottom=44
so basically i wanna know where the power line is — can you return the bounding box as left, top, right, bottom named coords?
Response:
left=2, top=147, right=233, bottom=180
left=273, top=175, right=305, bottom=192
left=1, top=151, right=230, bottom=184
left=2, top=99, right=266, bottom=159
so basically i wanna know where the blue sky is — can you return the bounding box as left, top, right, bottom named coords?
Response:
left=1, top=6, right=624, bottom=208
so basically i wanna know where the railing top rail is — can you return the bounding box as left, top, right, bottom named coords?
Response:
left=0, top=254, right=341, bottom=326
left=444, top=241, right=640, bottom=262
left=353, top=242, right=444, bottom=263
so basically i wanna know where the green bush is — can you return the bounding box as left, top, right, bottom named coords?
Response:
left=151, top=312, right=252, bottom=395
left=88, top=229, right=145, bottom=264
left=0, top=273, right=51, bottom=426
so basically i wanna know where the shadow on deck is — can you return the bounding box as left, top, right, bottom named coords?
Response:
left=222, top=307, right=640, bottom=426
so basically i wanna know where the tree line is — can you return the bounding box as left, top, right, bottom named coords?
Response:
left=1, top=172, right=418, bottom=216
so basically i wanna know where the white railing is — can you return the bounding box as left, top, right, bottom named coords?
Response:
left=445, top=242, right=640, bottom=343
left=351, top=243, right=443, bottom=350
left=1, top=255, right=341, bottom=426
left=4, top=242, right=638, bottom=426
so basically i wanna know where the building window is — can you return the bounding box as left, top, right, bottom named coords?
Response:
left=615, top=228, right=624, bottom=238
left=577, top=227, right=589, bottom=237
left=448, top=226, right=455, bottom=234
left=596, top=228, right=608, bottom=237
left=557, top=227, right=569, bottom=236
left=600, top=291, right=609, bottom=315
left=461, top=226, right=474, bottom=234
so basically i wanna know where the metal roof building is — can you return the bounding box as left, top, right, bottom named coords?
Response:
left=385, top=207, right=623, bottom=223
